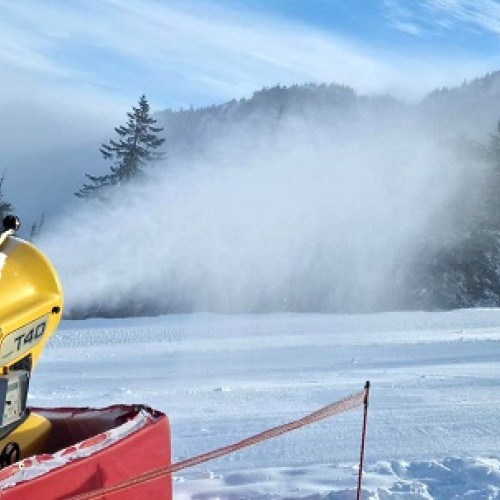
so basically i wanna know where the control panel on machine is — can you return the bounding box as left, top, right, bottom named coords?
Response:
left=0, top=370, right=29, bottom=432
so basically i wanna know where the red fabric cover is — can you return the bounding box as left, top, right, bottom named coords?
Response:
left=0, top=405, right=172, bottom=500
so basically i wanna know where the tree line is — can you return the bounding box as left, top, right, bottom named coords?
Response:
left=408, top=122, right=500, bottom=309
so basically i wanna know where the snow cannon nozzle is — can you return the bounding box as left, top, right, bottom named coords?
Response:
left=3, top=214, right=20, bottom=233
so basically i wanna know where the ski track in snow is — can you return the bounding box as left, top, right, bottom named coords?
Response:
left=29, top=309, right=500, bottom=499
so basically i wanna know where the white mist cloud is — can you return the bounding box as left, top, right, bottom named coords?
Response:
left=39, top=109, right=472, bottom=316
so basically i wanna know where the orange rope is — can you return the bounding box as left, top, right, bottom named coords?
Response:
left=67, top=388, right=367, bottom=500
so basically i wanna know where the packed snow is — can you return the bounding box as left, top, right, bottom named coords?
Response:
left=29, top=309, right=500, bottom=499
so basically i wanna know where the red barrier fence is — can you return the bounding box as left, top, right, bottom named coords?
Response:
left=69, top=382, right=371, bottom=500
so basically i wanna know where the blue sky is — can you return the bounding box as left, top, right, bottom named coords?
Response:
left=2, top=0, right=500, bottom=153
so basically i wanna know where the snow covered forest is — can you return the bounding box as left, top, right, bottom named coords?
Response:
left=7, top=71, right=500, bottom=317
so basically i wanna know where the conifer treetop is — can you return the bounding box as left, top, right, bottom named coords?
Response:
left=75, top=95, right=166, bottom=199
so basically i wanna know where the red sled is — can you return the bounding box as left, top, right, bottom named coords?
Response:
left=0, top=405, right=172, bottom=500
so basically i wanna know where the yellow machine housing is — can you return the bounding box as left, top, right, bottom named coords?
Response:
left=0, top=236, right=63, bottom=371
left=0, top=220, right=63, bottom=463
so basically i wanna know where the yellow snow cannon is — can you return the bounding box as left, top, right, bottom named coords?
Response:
left=0, top=215, right=63, bottom=465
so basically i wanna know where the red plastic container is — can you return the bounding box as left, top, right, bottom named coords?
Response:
left=0, top=405, right=172, bottom=499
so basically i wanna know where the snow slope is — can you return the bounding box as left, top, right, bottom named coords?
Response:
left=29, top=309, right=500, bottom=499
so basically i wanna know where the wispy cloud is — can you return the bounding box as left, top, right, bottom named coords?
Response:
left=381, top=0, right=427, bottom=36
left=383, top=0, right=500, bottom=37
left=0, top=0, right=390, bottom=105
left=1, top=0, right=485, bottom=109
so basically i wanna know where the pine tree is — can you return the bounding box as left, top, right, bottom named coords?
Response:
left=75, top=95, right=166, bottom=198
left=29, top=213, right=45, bottom=241
left=411, top=120, right=500, bottom=309
left=0, top=173, right=13, bottom=222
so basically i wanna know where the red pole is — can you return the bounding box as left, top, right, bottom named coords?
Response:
left=356, top=381, right=370, bottom=500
